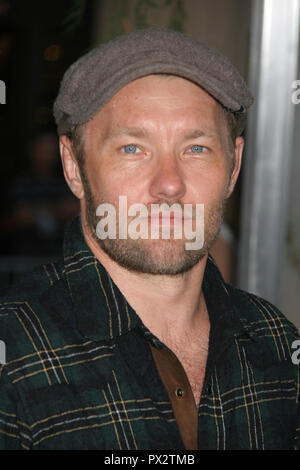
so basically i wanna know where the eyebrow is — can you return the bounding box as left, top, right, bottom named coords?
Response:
left=106, top=127, right=149, bottom=139
left=183, top=129, right=218, bottom=139
left=106, top=127, right=218, bottom=140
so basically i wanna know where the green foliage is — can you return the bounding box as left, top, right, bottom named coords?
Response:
left=135, top=0, right=186, bottom=31
left=169, top=0, right=186, bottom=32
left=102, top=0, right=130, bottom=42
left=63, top=0, right=187, bottom=40
left=63, top=0, right=87, bottom=33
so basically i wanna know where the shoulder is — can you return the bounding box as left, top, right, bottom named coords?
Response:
left=229, top=283, right=299, bottom=335
left=226, top=283, right=300, bottom=364
left=0, top=259, right=73, bottom=365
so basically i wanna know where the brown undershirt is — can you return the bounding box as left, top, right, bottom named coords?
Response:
left=149, top=343, right=199, bottom=450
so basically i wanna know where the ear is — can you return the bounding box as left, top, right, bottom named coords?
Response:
left=225, top=136, right=244, bottom=198
left=59, top=135, right=84, bottom=199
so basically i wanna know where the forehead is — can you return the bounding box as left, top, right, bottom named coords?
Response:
left=85, top=75, right=227, bottom=138
left=110, top=74, right=219, bottom=112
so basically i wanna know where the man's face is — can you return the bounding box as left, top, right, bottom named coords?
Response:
left=73, top=75, right=243, bottom=275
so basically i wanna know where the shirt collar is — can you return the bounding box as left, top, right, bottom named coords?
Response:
left=62, top=216, right=257, bottom=348
left=63, top=216, right=143, bottom=341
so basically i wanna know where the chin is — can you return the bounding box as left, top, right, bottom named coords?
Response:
left=98, top=237, right=207, bottom=275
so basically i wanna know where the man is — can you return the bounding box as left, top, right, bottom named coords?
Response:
left=0, top=28, right=299, bottom=450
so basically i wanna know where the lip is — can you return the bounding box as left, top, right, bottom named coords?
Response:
left=147, top=214, right=193, bottom=225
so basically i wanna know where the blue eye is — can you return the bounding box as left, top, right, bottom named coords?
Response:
left=189, top=145, right=205, bottom=153
left=123, top=144, right=138, bottom=154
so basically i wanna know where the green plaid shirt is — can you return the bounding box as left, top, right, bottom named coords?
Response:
left=1, top=216, right=300, bottom=450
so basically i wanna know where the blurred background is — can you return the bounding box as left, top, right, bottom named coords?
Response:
left=0, top=0, right=299, bottom=328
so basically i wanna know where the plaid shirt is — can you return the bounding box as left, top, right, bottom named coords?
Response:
left=0, top=216, right=300, bottom=450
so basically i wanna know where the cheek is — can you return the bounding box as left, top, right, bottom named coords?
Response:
left=191, top=167, right=230, bottom=205
left=85, top=158, right=137, bottom=206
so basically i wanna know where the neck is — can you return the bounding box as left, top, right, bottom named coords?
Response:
left=82, top=222, right=209, bottom=340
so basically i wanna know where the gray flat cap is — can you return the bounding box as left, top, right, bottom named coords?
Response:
left=53, top=27, right=254, bottom=136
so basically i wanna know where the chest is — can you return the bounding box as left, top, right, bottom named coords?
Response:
left=162, top=328, right=210, bottom=406
left=173, top=342, right=209, bottom=406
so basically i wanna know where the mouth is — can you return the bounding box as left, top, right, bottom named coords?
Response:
left=147, top=213, right=193, bottom=227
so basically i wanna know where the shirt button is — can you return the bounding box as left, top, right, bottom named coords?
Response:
left=175, top=387, right=184, bottom=398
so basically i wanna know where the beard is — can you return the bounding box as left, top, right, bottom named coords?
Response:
left=81, top=172, right=228, bottom=276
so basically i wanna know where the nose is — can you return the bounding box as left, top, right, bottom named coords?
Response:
left=149, top=152, right=186, bottom=202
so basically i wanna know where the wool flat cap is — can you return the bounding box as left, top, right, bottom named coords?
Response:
left=53, top=27, right=254, bottom=136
